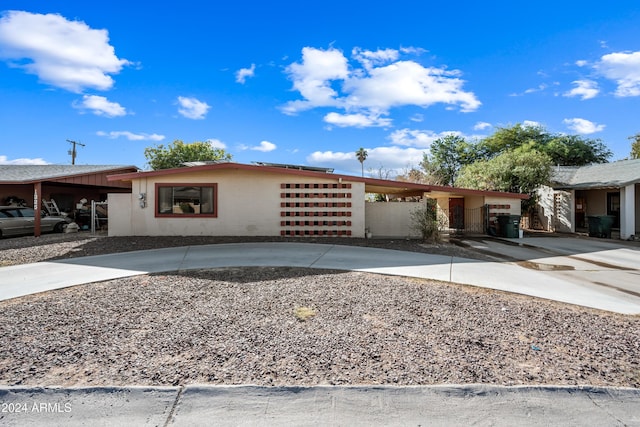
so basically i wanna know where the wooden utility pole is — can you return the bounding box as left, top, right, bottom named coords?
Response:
left=67, top=139, right=85, bottom=165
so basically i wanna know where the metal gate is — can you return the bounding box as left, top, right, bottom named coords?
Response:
left=441, top=207, right=485, bottom=234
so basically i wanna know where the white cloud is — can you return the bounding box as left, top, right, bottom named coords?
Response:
left=522, top=84, right=548, bottom=95
left=307, top=151, right=355, bottom=162
left=0, top=11, right=130, bottom=92
left=252, top=140, right=277, bottom=152
left=343, top=60, right=480, bottom=112
left=510, top=82, right=560, bottom=97
left=0, top=155, right=48, bottom=165
left=73, top=95, right=127, bottom=117
left=399, top=46, right=427, bottom=56
left=388, top=129, right=461, bottom=148
left=595, top=51, right=640, bottom=96
left=281, top=46, right=480, bottom=124
left=523, top=120, right=542, bottom=128
left=177, top=96, right=210, bottom=119
left=473, top=121, right=492, bottom=131
left=563, top=118, right=605, bottom=134
left=563, top=80, right=599, bottom=100
left=307, top=146, right=425, bottom=176
left=238, top=140, right=277, bottom=152
left=575, top=60, right=588, bottom=67
left=235, top=63, right=255, bottom=84
left=324, top=112, right=392, bottom=128
left=281, top=47, right=349, bottom=114
left=207, top=138, right=227, bottom=149
left=96, top=131, right=165, bottom=141
left=352, top=47, right=399, bottom=70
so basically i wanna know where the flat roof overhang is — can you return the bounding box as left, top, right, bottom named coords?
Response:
left=109, top=162, right=528, bottom=200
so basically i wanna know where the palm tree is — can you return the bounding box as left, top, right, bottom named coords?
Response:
left=355, top=147, right=368, bottom=177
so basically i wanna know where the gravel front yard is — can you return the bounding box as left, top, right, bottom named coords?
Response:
left=0, top=233, right=638, bottom=387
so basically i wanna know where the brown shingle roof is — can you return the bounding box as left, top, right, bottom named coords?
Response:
left=0, top=165, right=139, bottom=184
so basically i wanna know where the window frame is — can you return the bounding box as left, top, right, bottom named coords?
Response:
left=154, top=183, right=218, bottom=218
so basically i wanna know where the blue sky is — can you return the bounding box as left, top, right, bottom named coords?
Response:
left=1, top=1, right=640, bottom=176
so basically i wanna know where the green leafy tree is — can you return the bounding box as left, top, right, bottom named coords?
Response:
left=630, top=133, right=640, bottom=159
left=456, top=148, right=552, bottom=195
left=478, top=123, right=611, bottom=166
left=144, top=140, right=232, bottom=170
left=477, top=123, right=552, bottom=159
left=541, top=135, right=611, bottom=166
left=416, top=123, right=612, bottom=201
left=423, top=134, right=476, bottom=186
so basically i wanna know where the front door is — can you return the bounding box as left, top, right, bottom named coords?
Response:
left=449, top=198, right=464, bottom=230
left=607, top=192, right=620, bottom=228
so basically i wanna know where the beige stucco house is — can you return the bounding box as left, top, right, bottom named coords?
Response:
left=107, top=162, right=527, bottom=238
left=535, top=159, right=640, bottom=240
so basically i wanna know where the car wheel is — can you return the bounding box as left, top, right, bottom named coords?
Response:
left=54, top=222, right=66, bottom=233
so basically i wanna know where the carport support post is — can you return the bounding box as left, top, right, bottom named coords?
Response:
left=33, top=182, right=41, bottom=237
left=569, top=189, right=576, bottom=233
left=620, top=183, right=635, bottom=240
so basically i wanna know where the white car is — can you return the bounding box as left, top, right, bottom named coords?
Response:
left=0, top=206, right=71, bottom=238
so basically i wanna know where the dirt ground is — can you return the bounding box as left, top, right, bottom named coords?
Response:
left=0, top=233, right=638, bottom=388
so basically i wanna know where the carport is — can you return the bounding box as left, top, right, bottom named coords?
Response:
left=0, top=165, right=137, bottom=236
left=361, top=177, right=528, bottom=238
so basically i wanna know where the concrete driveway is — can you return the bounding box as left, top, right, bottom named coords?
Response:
left=1, top=240, right=639, bottom=314
left=459, top=235, right=640, bottom=306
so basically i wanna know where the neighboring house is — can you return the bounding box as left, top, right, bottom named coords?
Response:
left=535, top=159, right=640, bottom=239
left=107, top=162, right=527, bottom=238
left=0, top=164, right=138, bottom=235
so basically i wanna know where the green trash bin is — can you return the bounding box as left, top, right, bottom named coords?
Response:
left=497, top=215, right=521, bottom=238
left=587, top=215, right=615, bottom=238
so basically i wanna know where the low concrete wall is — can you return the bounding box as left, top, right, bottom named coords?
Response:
left=108, top=193, right=133, bottom=236
left=365, top=201, right=421, bottom=238
left=536, top=186, right=554, bottom=231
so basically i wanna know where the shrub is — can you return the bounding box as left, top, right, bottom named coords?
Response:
left=410, top=199, right=446, bottom=243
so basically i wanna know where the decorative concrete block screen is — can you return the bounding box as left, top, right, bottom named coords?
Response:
left=279, top=183, right=353, bottom=236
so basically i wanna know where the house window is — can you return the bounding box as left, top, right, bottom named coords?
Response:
left=156, top=184, right=216, bottom=217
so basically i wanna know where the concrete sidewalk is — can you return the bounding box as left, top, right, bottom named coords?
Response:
left=1, top=385, right=639, bottom=426
left=1, top=242, right=640, bottom=314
